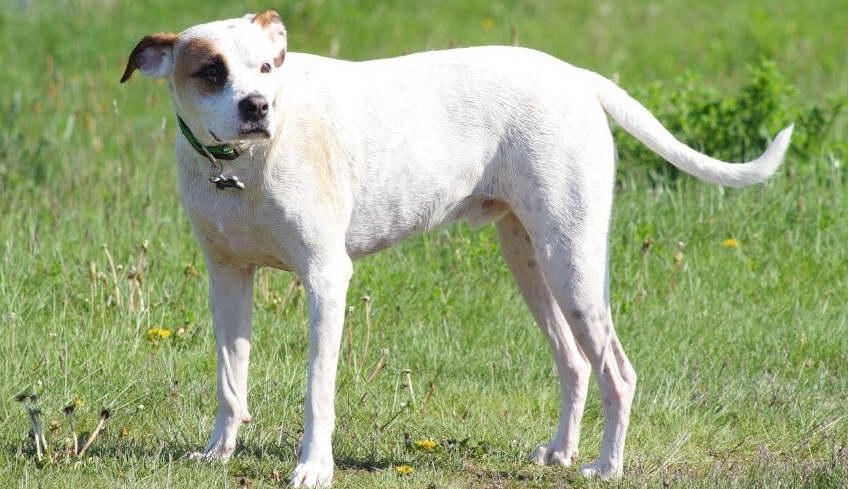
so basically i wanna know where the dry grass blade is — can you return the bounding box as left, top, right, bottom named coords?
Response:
left=77, top=409, right=111, bottom=457
left=366, top=348, right=390, bottom=382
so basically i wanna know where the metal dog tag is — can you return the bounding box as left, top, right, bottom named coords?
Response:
left=210, top=174, right=245, bottom=190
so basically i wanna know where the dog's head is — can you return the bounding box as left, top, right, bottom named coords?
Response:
left=121, top=11, right=287, bottom=144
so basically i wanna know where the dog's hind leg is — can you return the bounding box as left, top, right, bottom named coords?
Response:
left=190, top=260, right=255, bottom=461
left=495, top=212, right=590, bottom=467
left=507, top=124, right=636, bottom=477
left=520, top=198, right=636, bottom=479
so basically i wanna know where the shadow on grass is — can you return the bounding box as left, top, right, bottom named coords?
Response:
left=235, top=442, right=399, bottom=471
left=334, top=455, right=395, bottom=472
left=3, top=438, right=199, bottom=466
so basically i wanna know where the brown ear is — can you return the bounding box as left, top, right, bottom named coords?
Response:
left=251, top=10, right=287, bottom=66
left=120, top=32, right=179, bottom=83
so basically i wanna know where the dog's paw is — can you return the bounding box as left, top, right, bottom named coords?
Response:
left=529, top=443, right=578, bottom=467
left=186, top=449, right=232, bottom=461
left=290, top=460, right=333, bottom=488
left=188, top=415, right=242, bottom=462
left=186, top=439, right=236, bottom=462
left=580, top=460, right=622, bottom=479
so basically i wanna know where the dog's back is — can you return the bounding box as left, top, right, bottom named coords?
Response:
left=277, top=47, right=607, bottom=254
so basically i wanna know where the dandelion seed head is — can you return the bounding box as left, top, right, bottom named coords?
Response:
left=14, top=392, right=32, bottom=403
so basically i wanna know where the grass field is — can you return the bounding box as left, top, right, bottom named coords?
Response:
left=1, top=1, right=847, bottom=488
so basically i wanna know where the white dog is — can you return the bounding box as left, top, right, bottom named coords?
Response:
left=121, top=10, right=793, bottom=487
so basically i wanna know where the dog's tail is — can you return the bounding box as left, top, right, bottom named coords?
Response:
left=590, top=72, right=793, bottom=188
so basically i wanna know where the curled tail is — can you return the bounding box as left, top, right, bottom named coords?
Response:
left=590, top=71, right=793, bottom=188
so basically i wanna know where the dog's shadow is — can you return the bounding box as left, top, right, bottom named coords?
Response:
left=4, top=438, right=193, bottom=465
left=36, top=438, right=398, bottom=472
left=7, top=439, right=573, bottom=486
left=236, top=443, right=396, bottom=471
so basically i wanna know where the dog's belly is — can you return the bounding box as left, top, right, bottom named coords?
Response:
left=344, top=195, right=510, bottom=258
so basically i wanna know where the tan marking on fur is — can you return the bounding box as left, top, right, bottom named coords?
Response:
left=467, top=199, right=510, bottom=227
left=174, top=38, right=224, bottom=96
left=481, top=199, right=498, bottom=210
left=273, top=49, right=286, bottom=68
left=252, top=9, right=287, bottom=48
left=120, top=32, right=178, bottom=83
left=296, top=117, right=347, bottom=217
left=252, top=10, right=282, bottom=28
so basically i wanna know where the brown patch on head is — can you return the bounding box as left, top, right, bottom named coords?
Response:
left=174, top=38, right=228, bottom=94
left=251, top=9, right=287, bottom=59
left=120, top=32, right=178, bottom=83
left=252, top=10, right=282, bottom=28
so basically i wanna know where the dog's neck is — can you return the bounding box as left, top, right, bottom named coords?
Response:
left=176, top=114, right=247, bottom=190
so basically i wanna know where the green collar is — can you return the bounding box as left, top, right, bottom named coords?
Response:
left=177, top=116, right=243, bottom=161
left=177, top=116, right=245, bottom=189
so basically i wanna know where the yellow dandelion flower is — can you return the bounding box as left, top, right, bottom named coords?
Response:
left=146, top=328, right=173, bottom=340
left=480, top=18, right=495, bottom=31
left=395, top=464, right=414, bottom=475
left=722, top=238, right=739, bottom=248
left=414, top=439, right=438, bottom=451
left=72, top=397, right=84, bottom=409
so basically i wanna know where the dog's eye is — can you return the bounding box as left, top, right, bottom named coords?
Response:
left=196, top=64, right=225, bottom=86
left=260, top=62, right=272, bottom=74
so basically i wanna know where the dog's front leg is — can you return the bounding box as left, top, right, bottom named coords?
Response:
left=190, top=260, right=255, bottom=461
left=290, top=256, right=352, bottom=488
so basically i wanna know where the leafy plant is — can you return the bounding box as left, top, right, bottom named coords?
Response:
left=614, top=60, right=846, bottom=187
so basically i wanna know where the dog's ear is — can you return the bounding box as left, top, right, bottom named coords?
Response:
left=249, top=10, right=287, bottom=67
left=120, top=33, right=179, bottom=83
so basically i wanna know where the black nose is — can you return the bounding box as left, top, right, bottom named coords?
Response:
left=238, top=94, right=269, bottom=121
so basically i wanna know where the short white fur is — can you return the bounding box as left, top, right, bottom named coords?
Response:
left=124, top=12, right=793, bottom=488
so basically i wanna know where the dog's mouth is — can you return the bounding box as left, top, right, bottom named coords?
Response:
left=238, top=121, right=271, bottom=140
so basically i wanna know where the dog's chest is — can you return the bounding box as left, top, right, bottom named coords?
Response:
left=180, top=184, right=291, bottom=270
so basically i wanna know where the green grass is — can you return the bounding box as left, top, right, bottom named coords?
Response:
left=1, top=1, right=847, bottom=488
